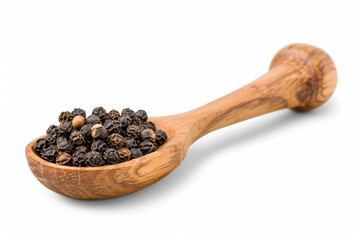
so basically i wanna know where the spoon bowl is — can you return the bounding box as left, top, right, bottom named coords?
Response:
left=26, top=117, right=188, bottom=199
left=26, top=43, right=338, bottom=199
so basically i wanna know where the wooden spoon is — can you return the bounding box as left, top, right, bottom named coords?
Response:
left=25, top=43, right=337, bottom=200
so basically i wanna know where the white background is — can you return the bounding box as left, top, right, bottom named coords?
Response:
left=1, top=0, right=360, bottom=239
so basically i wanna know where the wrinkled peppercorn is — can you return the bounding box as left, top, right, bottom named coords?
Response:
left=107, top=133, right=125, bottom=150
left=56, top=135, right=67, bottom=144
left=155, top=130, right=167, bottom=145
left=46, top=125, right=58, bottom=135
left=139, top=121, right=156, bottom=132
left=72, top=108, right=86, bottom=118
left=85, top=151, right=105, bottom=167
left=73, top=146, right=88, bottom=167
left=92, top=107, right=107, bottom=120
left=130, top=148, right=143, bottom=159
left=104, top=119, right=117, bottom=134
left=59, top=121, right=73, bottom=135
left=57, top=139, right=73, bottom=153
left=119, top=115, right=132, bottom=128
left=80, top=124, right=92, bottom=138
left=127, top=125, right=140, bottom=138
left=139, top=140, right=157, bottom=155
left=125, top=137, right=138, bottom=148
left=91, top=124, right=108, bottom=139
left=108, top=110, right=120, bottom=120
left=146, top=122, right=156, bottom=131
left=103, top=148, right=120, bottom=164
left=91, top=140, right=108, bottom=153
left=41, top=145, right=58, bottom=162
left=46, top=128, right=60, bottom=144
left=72, top=115, right=86, bottom=129
left=141, top=129, right=156, bottom=142
left=117, top=148, right=131, bottom=162
left=58, top=111, right=74, bottom=123
left=134, top=110, right=148, bottom=123
left=69, top=131, right=85, bottom=146
left=74, top=145, right=88, bottom=152
left=121, top=108, right=135, bottom=118
left=35, top=138, right=48, bottom=154
left=56, top=152, right=72, bottom=166
left=86, top=114, right=101, bottom=126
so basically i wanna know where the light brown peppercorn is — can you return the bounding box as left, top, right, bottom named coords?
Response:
left=72, top=115, right=86, bottom=129
left=108, top=110, right=120, bottom=120
left=56, top=152, right=72, bottom=165
left=140, top=129, right=156, bottom=142
left=58, top=111, right=74, bottom=123
left=107, top=133, right=125, bottom=149
left=91, top=124, right=108, bottom=139
left=117, top=148, right=131, bottom=162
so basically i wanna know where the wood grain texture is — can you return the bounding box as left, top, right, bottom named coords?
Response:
left=25, top=43, right=337, bottom=199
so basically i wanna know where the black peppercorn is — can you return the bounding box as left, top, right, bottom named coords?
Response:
left=46, top=128, right=60, bottom=144
left=58, top=121, right=73, bottom=135
left=146, top=122, right=156, bottom=131
left=35, top=138, right=48, bottom=154
left=72, top=108, right=86, bottom=118
left=130, top=148, right=143, bottom=159
left=41, top=145, right=58, bottom=163
left=86, top=114, right=101, bottom=126
left=127, top=125, right=140, bottom=138
left=56, top=135, right=67, bottom=144
left=80, top=124, right=92, bottom=138
left=117, top=148, right=131, bottom=162
left=56, top=152, right=72, bottom=166
left=119, top=115, right=132, bottom=128
left=85, top=151, right=105, bottom=167
left=155, top=130, right=168, bottom=145
left=57, top=139, right=73, bottom=154
left=134, top=110, right=148, bottom=123
left=103, top=148, right=121, bottom=164
left=108, top=110, right=120, bottom=120
left=139, top=122, right=156, bottom=132
left=46, top=125, right=58, bottom=135
left=69, top=131, right=85, bottom=146
left=104, top=119, right=117, bottom=134
left=74, top=145, right=88, bottom=152
left=139, top=140, right=157, bottom=155
left=125, top=137, right=138, bottom=148
left=91, top=140, right=108, bottom=153
left=91, top=124, right=108, bottom=139
left=121, top=108, right=135, bottom=118
left=107, top=133, right=125, bottom=150
left=92, top=107, right=107, bottom=121
left=73, top=146, right=88, bottom=167
left=58, top=111, right=74, bottom=123
left=140, top=129, right=156, bottom=142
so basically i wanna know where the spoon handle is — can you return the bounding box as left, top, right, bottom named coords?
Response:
left=180, top=44, right=337, bottom=144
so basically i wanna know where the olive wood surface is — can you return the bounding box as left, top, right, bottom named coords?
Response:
left=25, top=44, right=337, bottom=200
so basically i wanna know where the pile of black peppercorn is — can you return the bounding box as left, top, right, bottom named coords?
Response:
left=35, top=107, right=167, bottom=167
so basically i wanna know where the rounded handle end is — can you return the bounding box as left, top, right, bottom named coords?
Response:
left=270, top=44, right=337, bottom=111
